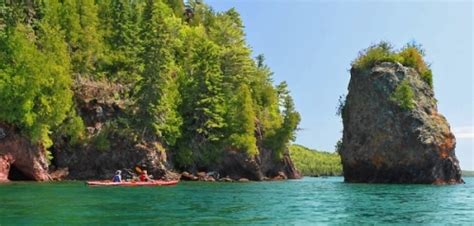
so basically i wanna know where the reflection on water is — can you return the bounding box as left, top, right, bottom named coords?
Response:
left=0, top=177, right=473, bottom=224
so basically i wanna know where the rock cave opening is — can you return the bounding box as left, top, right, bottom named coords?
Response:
left=8, top=164, right=33, bottom=181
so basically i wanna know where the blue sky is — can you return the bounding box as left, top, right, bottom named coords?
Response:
left=207, top=0, right=473, bottom=170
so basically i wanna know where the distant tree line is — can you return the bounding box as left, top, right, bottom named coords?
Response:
left=290, top=144, right=342, bottom=176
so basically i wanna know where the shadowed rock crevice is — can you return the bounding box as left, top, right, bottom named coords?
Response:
left=8, top=164, right=33, bottom=181
left=0, top=123, right=51, bottom=182
left=341, top=62, right=462, bottom=184
left=217, top=148, right=300, bottom=181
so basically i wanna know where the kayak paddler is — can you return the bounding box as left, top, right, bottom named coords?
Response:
left=139, top=170, right=152, bottom=182
left=112, top=170, right=122, bottom=182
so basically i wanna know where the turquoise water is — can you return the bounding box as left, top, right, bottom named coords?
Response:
left=1, top=177, right=473, bottom=225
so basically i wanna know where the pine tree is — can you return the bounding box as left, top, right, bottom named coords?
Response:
left=176, top=37, right=227, bottom=168
left=99, top=0, right=142, bottom=83
left=209, top=8, right=253, bottom=89
left=251, top=55, right=283, bottom=145
left=59, top=0, right=102, bottom=75
left=228, top=84, right=258, bottom=156
left=268, top=82, right=301, bottom=158
left=135, top=0, right=182, bottom=146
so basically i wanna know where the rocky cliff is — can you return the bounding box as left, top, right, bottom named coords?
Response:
left=0, top=77, right=300, bottom=182
left=340, top=62, right=462, bottom=184
left=51, top=79, right=300, bottom=181
left=218, top=147, right=300, bottom=181
left=0, top=123, right=51, bottom=182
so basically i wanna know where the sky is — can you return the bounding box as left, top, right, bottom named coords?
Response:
left=207, top=0, right=473, bottom=170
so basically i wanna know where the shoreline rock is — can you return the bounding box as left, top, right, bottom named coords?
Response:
left=0, top=123, right=51, bottom=182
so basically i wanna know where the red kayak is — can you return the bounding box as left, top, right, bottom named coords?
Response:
left=86, top=180, right=179, bottom=187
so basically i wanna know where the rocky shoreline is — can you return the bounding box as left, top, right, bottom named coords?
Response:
left=180, top=170, right=289, bottom=182
left=0, top=119, right=301, bottom=182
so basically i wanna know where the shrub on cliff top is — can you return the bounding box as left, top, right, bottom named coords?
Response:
left=352, top=42, right=402, bottom=69
left=352, top=42, right=433, bottom=88
left=398, top=44, right=433, bottom=87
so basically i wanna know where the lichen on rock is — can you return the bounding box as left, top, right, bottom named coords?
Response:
left=340, top=61, right=462, bottom=184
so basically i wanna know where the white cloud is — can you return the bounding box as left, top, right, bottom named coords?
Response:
left=453, top=126, right=474, bottom=139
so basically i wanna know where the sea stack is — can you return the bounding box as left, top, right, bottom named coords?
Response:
left=340, top=61, right=462, bottom=184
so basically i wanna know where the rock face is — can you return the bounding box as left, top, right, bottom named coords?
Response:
left=341, top=62, right=462, bottom=184
left=54, top=141, right=177, bottom=180
left=53, top=78, right=300, bottom=181
left=53, top=79, right=180, bottom=181
left=179, top=147, right=301, bottom=182
left=0, top=123, right=51, bottom=182
left=218, top=147, right=301, bottom=181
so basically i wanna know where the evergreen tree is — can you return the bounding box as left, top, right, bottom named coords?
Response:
left=59, top=0, right=102, bottom=75
left=209, top=8, right=253, bottom=89
left=266, top=82, right=301, bottom=158
left=176, top=37, right=226, bottom=168
left=135, top=0, right=182, bottom=146
left=228, top=84, right=258, bottom=156
left=252, top=56, right=283, bottom=141
left=99, top=0, right=142, bottom=83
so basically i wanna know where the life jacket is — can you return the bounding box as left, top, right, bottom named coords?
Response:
left=139, top=174, right=147, bottom=182
left=112, top=175, right=121, bottom=182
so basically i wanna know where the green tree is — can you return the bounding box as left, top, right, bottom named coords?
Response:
left=99, top=0, right=142, bottom=83
left=228, top=84, right=258, bottom=156
left=208, top=8, right=255, bottom=92
left=252, top=55, right=283, bottom=142
left=0, top=23, right=73, bottom=148
left=135, top=0, right=182, bottom=146
left=59, top=0, right=102, bottom=74
left=266, top=82, right=301, bottom=159
left=176, top=37, right=227, bottom=168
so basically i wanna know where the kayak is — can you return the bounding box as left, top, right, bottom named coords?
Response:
left=86, top=180, right=179, bottom=187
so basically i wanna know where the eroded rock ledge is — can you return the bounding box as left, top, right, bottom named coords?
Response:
left=0, top=123, right=51, bottom=182
left=340, top=62, right=462, bottom=184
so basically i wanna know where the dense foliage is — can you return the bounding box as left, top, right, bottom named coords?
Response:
left=0, top=0, right=300, bottom=169
left=290, top=144, right=342, bottom=177
left=0, top=20, right=74, bottom=149
left=352, top=41, right=433, bottom=88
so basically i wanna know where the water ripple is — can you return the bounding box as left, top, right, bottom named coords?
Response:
left=1, top=177, right=473, bottom=224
